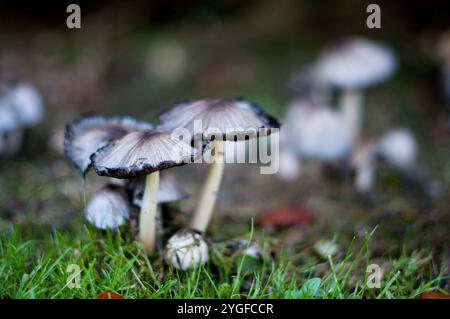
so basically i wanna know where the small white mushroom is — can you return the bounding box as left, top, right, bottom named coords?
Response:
left=277, top=99, right=352, bottom=180
left=307, top=37, right=398, bottom=144
left=164, top=230, right=209, bottom=270
left=85, top=185, right=130, bottom=230
left=376, top=128, right=417, bottom=172
left=6, top=83, right=44, bottom=127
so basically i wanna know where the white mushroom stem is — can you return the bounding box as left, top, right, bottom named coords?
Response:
left=355, top=157, right=376, bottom=193
left=191, top=139, right=225, bottom=233
left=139, top=170, right=160, bottom=253
left=340, top=90, right=364, bottom=145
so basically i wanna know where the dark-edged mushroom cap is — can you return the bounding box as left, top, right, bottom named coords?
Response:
left=127, top=171, right=188, bottom=207
left=312, top=37, right=398, bottom=90
left=85, top=184, right=130, bottom=230
left=64, top=115, right=153, bottom=175
left=158, top=98, right=280, bottom=141
left=91, top=128, right=198, bottom=179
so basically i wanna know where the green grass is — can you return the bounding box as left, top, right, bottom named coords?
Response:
left=0, top=224, right=447, bottom=299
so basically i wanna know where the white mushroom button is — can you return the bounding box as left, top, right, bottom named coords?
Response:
left=164, top=230, right=209, bottom=270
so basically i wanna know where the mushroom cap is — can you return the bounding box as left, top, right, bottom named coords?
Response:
left=127, top=171, right=188, bottom=206
left=64, top=115, right=153, bottom=175
left=158, top=98, right=280, bottom=141
left=164, top=230, right=209, bottom=270
left=281, top=100, right=352, bottom=161
left=91, top=129, right=198, bottom=179
left=376, top=128, right=417, bottom=170
left=85, top=184, right=130, bottom=230
left=312, top=37, right=398, bottom=90
left=6, top=83, right=44, bottom=127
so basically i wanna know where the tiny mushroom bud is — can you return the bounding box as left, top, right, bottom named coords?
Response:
left=85, top=184, right=130, bottom=230
left=158, top=98, right=280, bottom=233
left=91, top=128, right=198, bottom=253
left=164, top=230, right=209, bottom=270
left=64, top=115, right=153, bottom=175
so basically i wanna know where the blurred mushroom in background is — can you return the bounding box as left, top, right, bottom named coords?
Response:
left=351, top=128, right=418, bottom=193
left=0, top=82, right=44, bottom=157
left=294, top=37, right=398, bottom=145
left=277, top=98, right=352, bottom=181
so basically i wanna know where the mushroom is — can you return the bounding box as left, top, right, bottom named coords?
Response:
left=0, top=96, right=21, bottom=156
left=127, top=171, right=188, bottom=250
left=277, top=98, right=352, bottom=180
left=85, top=184, right=131, bottom=230
left=308, top=37, right=398, bottom=144
left=0, top=82, right=44, bottom=156
left=351, top=140, right=378, bottom=193
left=377, top=128, right=417, bottom=172
left=164, top=230, right=209, bottom=270
left=158, top=98, right=280, bottom=233
left=6, top=83, right=44, bottom=127
left=127, top=171, right=188, bottom=207
left=64, top=114, right=153, bottom=175
left=351, top=128, right=418, bottom=193
left=91, top=129, right=198, bottom=253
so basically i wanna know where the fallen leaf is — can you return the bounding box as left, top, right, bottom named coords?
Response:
left=97, top=291, right=124, bottom=299
left=419, top=292, right=450, bottom=299
left=257, top=206, right=314, bottom=227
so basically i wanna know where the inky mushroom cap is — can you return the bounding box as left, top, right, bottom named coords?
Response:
left=312, top=37, right=398, bottom=90
left=91, top=129, right=198, bottom=179
left=64, top=115, right=153, bottom=175
left=85, top=184, right=130, bottom=230
left=127, top=171, right=188, bottom=206
left=158, top=98, right=280, bottom=141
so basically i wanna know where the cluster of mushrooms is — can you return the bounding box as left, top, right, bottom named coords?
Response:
left=0, top=82, right=44, bottom=157
left=64, top=99, right=279, bottom=269
left=278, top=37, right=419, bottom=193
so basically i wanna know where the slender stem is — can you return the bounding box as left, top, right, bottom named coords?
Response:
left=191, top=140, right=225, bottom=233
left=139, top=171, right=160, bottom=253
left=340, top=90, right=364, bottom=145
